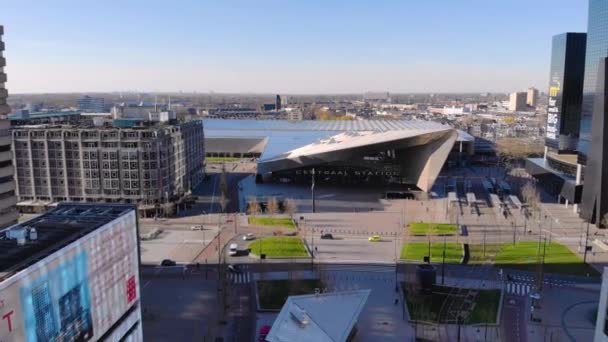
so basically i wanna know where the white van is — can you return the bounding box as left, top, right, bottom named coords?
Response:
left=228, top=243, right=238, bottom=256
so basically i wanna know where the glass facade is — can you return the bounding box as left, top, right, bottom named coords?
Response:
left=579, top=0, right=608, bottom=158
left=546, top=33, right=586, bottom=151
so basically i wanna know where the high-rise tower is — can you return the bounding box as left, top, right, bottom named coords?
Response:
left=0, top=25, right=18, bottom=228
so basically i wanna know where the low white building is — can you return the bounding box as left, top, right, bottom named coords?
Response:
left=266, top=290, right=370, bottom=342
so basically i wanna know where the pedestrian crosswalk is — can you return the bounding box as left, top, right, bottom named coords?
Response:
left=228, top=265, right=251, bottom=284
left=505, top=282, right=532, bottom=296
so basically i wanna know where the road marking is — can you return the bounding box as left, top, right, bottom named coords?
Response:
left=143, top=281, right=151, bottom=289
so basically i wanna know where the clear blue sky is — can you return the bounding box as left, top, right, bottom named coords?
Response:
left=0, top=0, right=588, bottom=93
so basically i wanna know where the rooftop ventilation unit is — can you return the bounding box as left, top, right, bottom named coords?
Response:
left=289, top=306, right=309, bottom=327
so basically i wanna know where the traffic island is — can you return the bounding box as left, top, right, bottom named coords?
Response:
left=248, top=236, right=310, bottom=259
left=469, top=241, right=599, bottom=277
left=248, top=216, right=296, bottom=229
left=409, top=223, right=457, bottom=236
left=403, top=283, right=501, bottom=325
left=400, top=242, right=464, bottom=264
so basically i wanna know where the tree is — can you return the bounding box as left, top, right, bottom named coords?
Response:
left=283, top=198, right=297, bottom=219
left=267, top=196, right=279, bottom=217
left=601, top=213, right=608, bottom=229
left=247, top=197, right=261, bottom=217
left=521, top=182, right=541, bottom=215
left=495, top=138, right=544, bottom=177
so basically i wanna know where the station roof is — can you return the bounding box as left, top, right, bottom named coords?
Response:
left=0, top=203, right=135, bottom=282
left=203, top=119, right=473, bottom=161
left=266, top=289, right=370, bottom=342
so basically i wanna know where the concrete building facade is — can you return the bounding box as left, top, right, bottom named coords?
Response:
left=527, top=87, right=539, bottom=107
left=509, top=92, right=528, bottom=112
left=12, top=121, right=205, bottom=216
left=0, top=26, right=18, bottom=228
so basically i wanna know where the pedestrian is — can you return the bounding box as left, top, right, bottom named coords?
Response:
left=394, top=298, right=399, bottom=305
left=315, top=246, right=318, bottom=252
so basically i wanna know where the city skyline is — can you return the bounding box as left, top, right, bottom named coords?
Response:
left=0, top=0, right=588, bottom=94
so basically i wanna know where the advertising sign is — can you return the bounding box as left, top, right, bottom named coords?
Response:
left=0, top=210, right=140, bottom=342
left=546, top=73, right=561, bottom=140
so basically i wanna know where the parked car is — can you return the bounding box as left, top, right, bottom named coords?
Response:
left=190, top=225, right=203, bottom=231
left=229, top=243, right=238, bottom=256
left=321, top=233, right=334, bottom=240
left=258, top=325, right=271, bottom=341
left=160, top=259, right=176, bottom=266
left=227, top=264, right=242, bottom=273
left=368, top=235, right=381, bottom=242
left=243, top=233, right=255, bottom=241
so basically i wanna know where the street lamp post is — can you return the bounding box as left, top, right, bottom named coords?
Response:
left=584, top=221, right=591, bottom=263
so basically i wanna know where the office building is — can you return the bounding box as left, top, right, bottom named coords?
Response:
left=78, top=95, right=106, bottom=113
left=545, top=33, right=587, bottom=151
left=526, top=33, right=587, bottom=212
left=12, top=120, right=205, bottom=217
left=508, top=92, right=527, bottom=111
left=579, top=0, right=608, bottom=160
left=275, top=94, right=282, bottom=110
left=0, top=26, right=18, bottom=229
left=0, top=203, right=143, bottom=341
left=527, top=87, right=539, bottom=107
left=581, top=58, right=608, bottom=223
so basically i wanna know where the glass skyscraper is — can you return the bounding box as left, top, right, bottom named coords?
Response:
left=579, top=0, right=608, bottom=161
left=546, top=33, right=586, bottom=152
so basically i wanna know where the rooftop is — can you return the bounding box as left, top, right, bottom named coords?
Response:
left=203, top=119, right=472, bottom=161
left=266, top=289, right=370, bottom=342
left=0, top=203, right=135, bottom=282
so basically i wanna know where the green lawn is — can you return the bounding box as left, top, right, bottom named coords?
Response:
left=257, top=279, right=324, bottom=310
left=468, top=244, right=504, bottom=264
left=248, top=237, right=308, bottom=258
left=400, top=242, right=463, bottom=263
left=493, top=241, right=597, bottom=276
left=206, top=156, right=240, bottom=163
left=468, top=290, right=502, bottom=324
left=248, top=217, right=296, bottom=229
left=403, top=284, right=500, bottom=324
left=409, top=223, right=457, bottom=236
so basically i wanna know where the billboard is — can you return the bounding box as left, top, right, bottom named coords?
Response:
left=0, top=210, right=140, bottom=342
left=546, top=74, right=561, bottom=140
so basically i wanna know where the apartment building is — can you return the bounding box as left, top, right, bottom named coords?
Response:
left=12, top=121, right=204, bottom=216
left=0, top=26, right=18, bottom=228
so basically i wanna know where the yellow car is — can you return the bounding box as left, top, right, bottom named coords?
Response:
left=368, top=235, right=381, bottom=242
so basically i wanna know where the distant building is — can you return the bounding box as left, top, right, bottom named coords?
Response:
left=0, top=203, right=143, bottom=341
left=508, top=92, right=527, bottom=111
left=527, top=87, right=539, bottom=107
left=286, top=110, right=303, bottom=121
left=0, top=25, right=18, bottom=229
left=262, top=103, right=276, bottom=111
left=78, top=95, right=106, bottom=113
left=276, top=94, right=282, bottom=110
left=363, top=91, right=390, bottom=102
left=12, top=121, right=205, bottom=217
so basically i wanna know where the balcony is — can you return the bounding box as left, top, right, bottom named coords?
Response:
left=0, top=209, right=18, bottom=229
left=0, top=73, right=6, bottom=84
left=0, top=57, right=4, bottom=68
left=0, top=165, right=13, bottom=179
left=0, top=41, right=4, bottom=51
left=0, top=180, right=15, bottom=194
left=0, top=151, right=11, bottom=163
left=0, top=88, right=7, bottom=99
